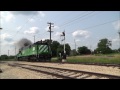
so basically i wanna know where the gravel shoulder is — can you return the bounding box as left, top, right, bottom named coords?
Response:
left=0, top=61, right=120, bottom=79
left=20, top=61, right=120, bottom=76
left=0, top=63, right=58, bottom=79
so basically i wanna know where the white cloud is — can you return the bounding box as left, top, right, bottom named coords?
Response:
left=54, top=32, right=62, bottom=36
left=66, top=42, right=74, bottom=45
left=0, top=33, right=13, bottom=42
left=41, top=38, right=46, bottom=41
left=112, top=20, right=120, bottom=30
left=72, top=30, right=90, bottom=39
left=53, top=26, right=59, bottom=30
left=2, top=41, right=15, bottom=47
left=38, top=11, right=45, bottom=17
left=51, top=32, right=62, bottom=41
left=112, top=37, right=119, bottom=43
left=1, top=12, right=4, bottom=23
left=0, top=33, right=15, bottom=55
left=24, top=27, right=39, bottom=34
left=111, top=37, right=120, bottom=49
left=76, top=39, right=81, bottom=42
left=45, top=26, right=49, bottom=31
left=16, top=26, right=22, bottom=30
left=29, top=18, right=35, bottom=22
left=2, top=11, right=15, bottom=22
left=41, top=38, right=49, bottom=41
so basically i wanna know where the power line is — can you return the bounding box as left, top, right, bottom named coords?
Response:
left=74, top=39, right=76, bottom=52
left=14, top=11, right=38, bottom=38
left=15, top=47, right=16, bottom=55
left=59, top=11, right=95, bottom=28
left=57, top=11, right=88, bottom=26
left=66, top=19, right=118, bottom=35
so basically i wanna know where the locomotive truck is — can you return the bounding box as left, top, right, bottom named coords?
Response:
left=16, top=40, right=52, bottom=62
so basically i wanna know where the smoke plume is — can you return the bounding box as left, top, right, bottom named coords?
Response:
left=14, top=38, right=32, bottom=53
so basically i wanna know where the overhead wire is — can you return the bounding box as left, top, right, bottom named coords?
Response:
left=59, top=11, right=95, bottom=28
left=66, top=19, right=118, bottom=35
left=13, top=11, right=38, bottom=38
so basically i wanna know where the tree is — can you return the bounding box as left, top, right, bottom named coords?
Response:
left=65, top=43, right=71, bottom=55
left=0, top=55, right=8, bottom=60
left=57, top=43, right=71, bottom=56
left=77, top=46, right=91, bottom=55
left=95, top=38, right=112, bottom=54
left=70, top=49, right=77, bottom=56
left=118, top=48, right=120, bottom=53
left=51, top=41, right=60, bottom=57
left=57, top=44, right=63, bottom=56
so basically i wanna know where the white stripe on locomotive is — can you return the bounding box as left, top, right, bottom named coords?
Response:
left=39, top=45, right=47, bottom=53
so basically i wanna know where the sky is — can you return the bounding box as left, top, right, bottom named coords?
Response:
left=0, top=11, right=120, bottom=56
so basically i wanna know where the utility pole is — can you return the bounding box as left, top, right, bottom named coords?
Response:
left=90, top=45, right=92, bottom=54
left=0, top=28, right=2, bottom=58
left=8, top=50, right=9, bottom=56
left=0, top=11, right=2, bottom=58
left=47, top=22, right=54, bottom=44
left=34, top=35, right=35, bottom=43
left=74, top=39, right=77, bottom=55
left=119, top=32, right=120, bottom=49
left=0, top=11, right=2, bottom=72
left=74, top=39, right=76, bottom=52
left=15, top=47, right=16, bottom=55
left=119, top=11, right=120, bottom=50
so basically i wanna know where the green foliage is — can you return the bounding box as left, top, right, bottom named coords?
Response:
left=70, top=49, right=77, bottom=56
left=57, top=44, right=63, bottom=56
left=77, top=46, right=91, bottom=55
left=94, top=38, right=112, bottom=54
left=65, top=43, right=71, bottom=55
left=51, top=41, right=60, bottom=57
left=57, top=43, right=71, bottom=56
left=118, top=48, right=120, bottom=52
left=51, top=54, right=120, bottom=64
left=0, top=55, right=15, bottom=61
left=0, top=55, right=8, bottom=60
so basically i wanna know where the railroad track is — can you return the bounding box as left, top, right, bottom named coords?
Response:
left=49, top=62, right=120, bottom=68
left=8, top=63, right=120, bottom=79
left=2, top=61, right=120, bottom=68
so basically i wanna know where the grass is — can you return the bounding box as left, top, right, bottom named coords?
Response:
left=0, top=59, right=17, bottom=61
left=1, top=54, right=120, bottom=64
left=51, top=54, right=120, bottom=64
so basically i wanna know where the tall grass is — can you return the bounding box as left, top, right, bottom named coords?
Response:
left=52, top=54, right=120, bottom=64
left=66, top=54, right=120, bottom=64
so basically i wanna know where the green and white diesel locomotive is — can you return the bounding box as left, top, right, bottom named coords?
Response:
left=16, top=40, right=52, bottom=62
